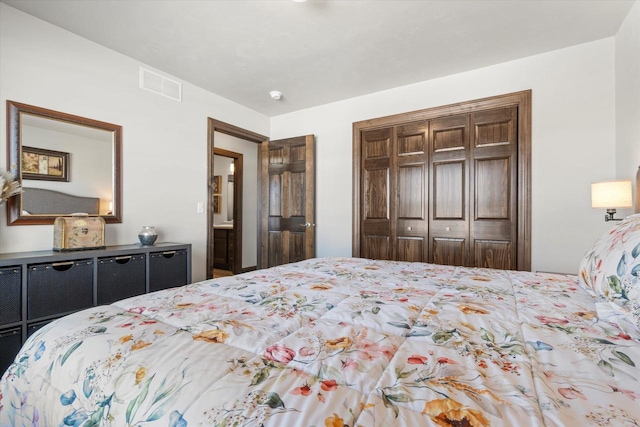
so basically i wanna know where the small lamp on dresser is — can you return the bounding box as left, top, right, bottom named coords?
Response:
left=591, top=180, right=632, bottom=221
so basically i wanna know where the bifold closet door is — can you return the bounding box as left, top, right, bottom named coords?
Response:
left=360, top=127, right=393, bottom=260
left=470, top=107, right=518, bottom=270
left=354, top=91, right=530, bottom=270
left=360, top=108, right=518, bottom=268
left=394, top=121, right=429, bottom=262
left=360, top=122, right=429, bottom=262
left=429, top=114, right=471, bottom=266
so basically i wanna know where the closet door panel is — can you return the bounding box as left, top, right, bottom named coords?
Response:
left=395, top=121, right=429, bottom=262
left=397, top=164, right=424, bottom=219
left=429, top=115, right=470, bottom=266
left=397, top=237, right=424, bottom=262
left=433, top=238, right=466, bottom=266
left=475, top=109, right=515, bottom=148
left=398, top=127, right=426, bottom=155
left=433, top=161, right=464, bottom=219
left=475, top=157, right=511, bottom=220
left=470, top=107, right=518, bottom=270
left=432, top=115, right=467, bottom=153
left=365, top=168, right=389, bottom=219
left=364, top=236, right=390, bottom=260
left=362, top=167, right=390, bottom=259
left=474, top=240, right=511, bottom=269
left=361, top=128, right=392, bottom=260
left=365, top=129, right=391, bottom=159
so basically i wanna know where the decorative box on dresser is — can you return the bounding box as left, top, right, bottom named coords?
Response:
left=0, top=242, right=191, bottom=374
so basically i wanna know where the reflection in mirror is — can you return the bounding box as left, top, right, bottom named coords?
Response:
left=22, top=115, right=113, bottom=214
left=227, top=174, right=234, bottom=222
left=6, top=100, right=122, bottom=225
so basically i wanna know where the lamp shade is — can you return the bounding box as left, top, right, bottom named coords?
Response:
left=591, top=180, right=632, bottom=208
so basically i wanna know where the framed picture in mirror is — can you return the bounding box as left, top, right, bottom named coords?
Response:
left=213, top=194, right=221, bottom=214
left=212, top=175, right=221, bottom=194
left=21, top=146, right=69, bottom=182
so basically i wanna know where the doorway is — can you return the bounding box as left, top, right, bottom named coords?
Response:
left=212, top=148, right=241, bottom=278
left=207, top=119, right=267, bottom=280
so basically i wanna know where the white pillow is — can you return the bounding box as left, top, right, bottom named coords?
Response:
left=579, top=214, right=640, bottom=334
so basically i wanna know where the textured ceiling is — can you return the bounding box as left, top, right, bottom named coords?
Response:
left=1, top=0, right=635, bottom=116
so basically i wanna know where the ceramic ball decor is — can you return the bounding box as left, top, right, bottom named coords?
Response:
left=138, top=226, right=158, bottom=245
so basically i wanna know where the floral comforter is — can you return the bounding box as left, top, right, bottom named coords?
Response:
left=1, top=257, right=639, bottom=426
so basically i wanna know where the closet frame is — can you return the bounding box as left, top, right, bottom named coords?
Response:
left=352, top=90, right=532, bottom=271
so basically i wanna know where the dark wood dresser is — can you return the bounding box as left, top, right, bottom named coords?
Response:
left=0, top=242, right=191, bottom=374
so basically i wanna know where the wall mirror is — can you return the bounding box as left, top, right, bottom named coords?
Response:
left=6, top=100, right=122, bottom=225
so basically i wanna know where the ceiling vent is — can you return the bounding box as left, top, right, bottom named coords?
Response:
left=139, top=67, right=182, bottom=102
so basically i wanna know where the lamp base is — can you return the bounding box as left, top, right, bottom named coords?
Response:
left=605, top=209, right=622, bottom=222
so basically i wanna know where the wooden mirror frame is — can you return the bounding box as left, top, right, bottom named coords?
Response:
left=6, top=100, right=122, bottom=225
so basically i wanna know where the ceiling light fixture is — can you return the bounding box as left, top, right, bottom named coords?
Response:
left=269, top=90, right=282, bottom=100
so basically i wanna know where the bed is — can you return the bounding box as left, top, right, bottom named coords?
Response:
left=21, top=187, right=100, bottom=215
left=2, top=212, right=640, bottom=426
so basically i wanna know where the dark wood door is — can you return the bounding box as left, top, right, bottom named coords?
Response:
left=261, top=135, right=315, bottom=268
left=353, top=91, right=531, bottom=271
left=469, top=107, right=518, bottom=269
left=428, top=107, right=518, bottom=269
left=429, top=114, right=470, bottom=266
left=394, top=121, right=429, bottom=262
left=360, top=127, right=392, bottom=260
left=358, top=107, right=519, bottom=270
left=360, top=122, right=429, bottom=262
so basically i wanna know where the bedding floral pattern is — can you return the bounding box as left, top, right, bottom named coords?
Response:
left=579, top=213, right=640, bottom=338
left=1, top=257, right=639, bottom=426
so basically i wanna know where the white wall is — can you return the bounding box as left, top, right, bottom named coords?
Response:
left=271, top=38, right=618, bottom=274
left=214, top=132, right=259, bottom=270
left=0, top=4, right=269, bottom=281
left=616, top=1, right=640, bottom=195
